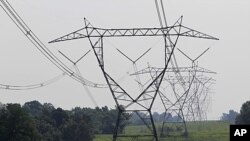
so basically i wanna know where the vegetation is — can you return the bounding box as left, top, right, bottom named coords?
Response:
left=0, top=101, right=120, bottom=141
left=236, top=100, right=250, bottom=124
left=220, top=109, right=238, bottom=123
left=0, top=100, right=236, bottom=141
left=0, top=104, right=40, bottom=141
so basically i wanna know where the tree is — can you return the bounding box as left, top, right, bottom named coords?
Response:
left=35, top=118, right=62, bottom=141
left=0, top=104, right=40, bottom=141
left=62, top=114, right=94, bottom=141
left=43, top=103, right=55, bottom=113
left=101, top=108, right=117, bottom=134
left=34, top=103, right=62, bottom=141
left=23, top=100, right=43, bottom=117
left=236, top=101, right=250, bottom=124
left=0, top=101, right=120, bottom=140
left=220, top=110, right=238, bottom=123
left=52, top=108, right=69, bottom=127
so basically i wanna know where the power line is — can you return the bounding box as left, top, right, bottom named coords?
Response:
left=0, top=73, right=65, bottom=90
left=0, top=0, right=107, bottom=88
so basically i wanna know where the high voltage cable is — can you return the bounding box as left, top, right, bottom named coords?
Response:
left=0, top=73, right=65, bottom=90
left=0, top=0, right=106, bottom=88
left=74, top=65, right=98, bottom=107
left=57, top=50, right=99, bottom=107
left=0, top=0, right=71, bottom=74
left=154, top=1, right=190, bottom=126
left=154, top=0, right=187, bottom=91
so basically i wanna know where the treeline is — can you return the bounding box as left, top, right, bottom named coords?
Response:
left=0, top=100, right=204, bottom=141
left=0, top=101, right=118, bottom=141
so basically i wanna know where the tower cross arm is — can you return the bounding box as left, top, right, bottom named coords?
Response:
left=49, top=27, right=88, bottom=43
left=49, top=27, right=170, bottom=43
left=49, top=25, right=219, bottom=44
left=178, top=25, right=219, bottom=40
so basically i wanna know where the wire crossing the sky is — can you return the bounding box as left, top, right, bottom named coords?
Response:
left=0, top=0, right=107, bottom=88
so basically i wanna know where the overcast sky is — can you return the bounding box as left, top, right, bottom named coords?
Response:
left=0, top=0, right=250, bottom=120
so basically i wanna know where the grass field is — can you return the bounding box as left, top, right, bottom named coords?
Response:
left=94, top=121, right=230, bottom=141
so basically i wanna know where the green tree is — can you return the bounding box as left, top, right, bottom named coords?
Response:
left=0, top=104, right=40, bottom=141
left=23, top=100, right=43, bottom=117
left=35, top=118, right=62, bottom=141
left=101, top=108, right=117, bottom=134
left=0, top=101, right=120, bottom=140
left=62, top=114, right=94, bottom=141
left=52, top=108, right=69, bottom=127
left=236, top=101, right=250, bottom=124
left=34, top=103, right=62, bottom=141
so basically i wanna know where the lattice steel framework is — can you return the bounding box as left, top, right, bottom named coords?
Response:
left=50, top=16, right=218, bottom=140
left=133, top=50, right=216, bottom=137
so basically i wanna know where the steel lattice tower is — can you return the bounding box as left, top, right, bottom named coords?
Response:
left=50, top=16, right=218, bottom=140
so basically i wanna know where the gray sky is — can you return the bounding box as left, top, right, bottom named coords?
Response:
left=0, top=0, right=250, bottom=120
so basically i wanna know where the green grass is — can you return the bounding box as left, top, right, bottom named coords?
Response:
left=94, top=121, right=230, bottom=141
left=94, top=134, right=113, bottom=141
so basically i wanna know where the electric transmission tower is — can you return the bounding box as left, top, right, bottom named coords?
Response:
left=131, top=62, right=215, bottom=137
left=50, top=15, right=218, bottom=140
